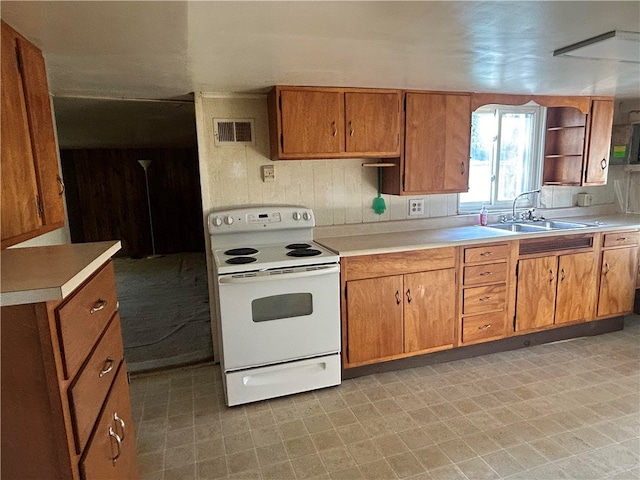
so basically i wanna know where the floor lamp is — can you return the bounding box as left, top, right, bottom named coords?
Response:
left=138, top=160, right=161, bottom=258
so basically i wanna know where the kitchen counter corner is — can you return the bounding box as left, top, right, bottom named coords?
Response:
left=1, top=240, right=121, bottom=306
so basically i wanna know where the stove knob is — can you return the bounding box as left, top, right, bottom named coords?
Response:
left=293, top=212, right=301, bottom=221
left=212, top=216, right=223, bottom=227
left=303, top=212, right=311, bottom=221
left=224, top=215, right=234, bottom=225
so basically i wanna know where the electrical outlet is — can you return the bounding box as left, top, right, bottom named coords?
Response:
left=261, top=164, right=275, bottom=182
left=409, top=199, right=425, bottom=216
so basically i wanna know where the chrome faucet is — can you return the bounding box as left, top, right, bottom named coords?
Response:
left=512, top=189, right=541, bottom=221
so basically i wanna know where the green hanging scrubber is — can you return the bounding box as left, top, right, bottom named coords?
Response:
left=372, top=167, right=386, bottom=215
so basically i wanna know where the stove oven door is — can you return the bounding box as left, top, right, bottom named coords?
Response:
left=217, top=264, right=341, bottom=371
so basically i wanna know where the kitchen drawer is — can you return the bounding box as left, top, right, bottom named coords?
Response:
left=464, top=243, right=510, bottom=264
left=463, top=284, right=506, bottom=315
left=57, top=261, right=117, bottom=379
left=603, top=231, right=639, bottom=248
left=463, top=263, right=508, bottom=286
left=462, top=312, right=507, bottom=343
left=343, top=247, right=456, bottom=281
left=80, top=363, right=138, bottom=480
left=69, top=313, right=124, bottom=454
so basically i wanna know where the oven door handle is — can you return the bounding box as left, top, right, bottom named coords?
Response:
left=219, top=265, right=340, bottom=284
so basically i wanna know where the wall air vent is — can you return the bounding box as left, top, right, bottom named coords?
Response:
left=213, top=119, right=255, bottom=145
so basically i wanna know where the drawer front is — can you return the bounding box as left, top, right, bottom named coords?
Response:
left=462, top=312, right=508, bottom=343
left=80, top=363, right=139, bottom=480
left=57, top=261, right=117, bottom=379
left=464, top=243, right=510, bottom=264
left=343, top=247, right=456, bottom=281
left=463, top=284, right=506, bottom=315
left=69, top=313, right=125, bottom=454
left=463, top=263, right=508, bottom=286
left=603, top=231, right=639, bottom=248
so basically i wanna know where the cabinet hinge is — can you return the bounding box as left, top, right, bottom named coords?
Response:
left=36, top=196, right=44, bottom=218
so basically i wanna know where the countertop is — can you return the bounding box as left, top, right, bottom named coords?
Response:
left=1, top=241, right=121, bottom=307
left=316, top=214, right=640, bottom=257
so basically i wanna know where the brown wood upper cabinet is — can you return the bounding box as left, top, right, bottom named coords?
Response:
left=382, top=92, right=471, bottom=195
left=268, top=86, right=401, bottom=160
left=1, top=21, right=65, bottom=248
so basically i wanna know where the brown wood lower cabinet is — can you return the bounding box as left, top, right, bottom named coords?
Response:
left=342, top=248, right=457, bottom=368
left=0, top=259, right=139, bottom=480
left=597, top=234, right=639, bottom=317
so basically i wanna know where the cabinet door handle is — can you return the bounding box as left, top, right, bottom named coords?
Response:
left=114, top=412, right=126, bottom=441
left=601, top=159, right=607, bottom=170
left=549, top=269, right=555, bottom=282
left=406, top=289, right=412, bottom=303
left=395, top=290, right=401, bottom=304
left=90, top=299, right=107, bottom=314
left=478, top=324, right=492, bottom=330
left=331, top=121, right=337, bottom=137
left=604, top=262, right=610, bottom=274
left=108, top=426, right=122, bottom=465
left=480, top=251, right=493, bottom=257
left=349, top=121, right=354, bottom=137
left=560, top=268, right=565, bottom=281
left=99, top=357, right=115, bottom=378
left=479, top=271, right=493, bottom=277
left=479, top=296, right=492, bottom=302
left=461, top=162, right=465, bottom=175
left=57, top=175, right=65, bottom=196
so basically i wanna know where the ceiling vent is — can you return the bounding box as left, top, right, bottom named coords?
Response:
left=214, top=119, right=255, bottom=145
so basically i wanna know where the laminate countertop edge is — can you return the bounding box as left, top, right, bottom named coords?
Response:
left=1, top=241, right=122, bottom=307
left=315, top=214, right=640, bottom=257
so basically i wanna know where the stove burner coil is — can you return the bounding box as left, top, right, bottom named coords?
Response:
left=224, top=248, right=258, bottom=256
left=286, top=243, right=312, bottom=250
left=286, top=248, right=322, bottom=257
left=225, top=257, right=258, bottom=264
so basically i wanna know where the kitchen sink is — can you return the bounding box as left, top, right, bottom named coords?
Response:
left=486, top=219, right=592, bottom=233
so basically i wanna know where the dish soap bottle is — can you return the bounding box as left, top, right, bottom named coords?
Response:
left=480, top=203, right=488, bottom=226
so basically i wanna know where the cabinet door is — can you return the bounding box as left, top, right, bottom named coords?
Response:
left=346, top=275, right=403, bottom=365
left=345, top=91, right=400, bottom=155
left=1, top=22, right=41, bottom=241
left=597, top=247, right=638, bottom=317
left=279, top=89, right=344, bottom=155
left=555, top=252, right=597, bottom=324
left=404, top=93, right=471, bottom=193
left=515, top=256, right=557, bottom=331
left=80, top=363, right=139, bottom=480
left=17, top=36, right=65, bottom=227
left=583, top=99, right=614, bottom=186
left=404, top=269, right=456, bottom=352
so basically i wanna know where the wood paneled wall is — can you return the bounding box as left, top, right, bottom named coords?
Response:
left=61, top=148, right=204, bottom=257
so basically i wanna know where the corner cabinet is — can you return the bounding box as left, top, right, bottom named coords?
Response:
left=1, top=21, right=65, bottom=248
left=268, top=86, right=401, bottom=160
left=382, top=92, right=471, bottom=195
left=597, top=230, right=639, bottom=318
left=1, top=242, right=139, bottom=480
left=341, top=247, right=457, bottom=368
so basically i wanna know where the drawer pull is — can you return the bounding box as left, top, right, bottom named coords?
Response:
left=114, top=412, right=126, bottom=441
left=108, top=426, right=122, bottom=465
left=604, top=262, right=610, bottom=274
left=90, top=299, right=107, bottom=314
left=395, top=290, right=401, bottom=305
left=479, top=271, right=493, bottom=276
left=478, top=324, right=492, bottom=330
left=99, top=357, right=115, bottom=378
left=617, top=237, right=627, bottom=241
left=480, top=252, right=493, bottom=257
left=406, top=289, right=412, bottom=303
left=479, top=296, right=492, bottom=302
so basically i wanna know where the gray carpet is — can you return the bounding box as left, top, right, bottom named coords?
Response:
left=113, top=252, right=213, bottom=372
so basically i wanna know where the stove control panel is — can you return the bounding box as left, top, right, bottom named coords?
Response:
left=208, top=206, right=315, bottom=234
left=247, top=212, right=281, bottom=224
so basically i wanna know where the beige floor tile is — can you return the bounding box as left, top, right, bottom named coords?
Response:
left=291, top=452, right=328, bottom=479
left=357, top=459, right=397, bottom=480
left=261, top=460, right=296, bottom=480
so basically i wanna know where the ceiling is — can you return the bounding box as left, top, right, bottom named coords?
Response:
left=2, top=1, right=639, bottom=147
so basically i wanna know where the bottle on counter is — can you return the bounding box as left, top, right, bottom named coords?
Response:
left=480, top=203, right=488, bottom=226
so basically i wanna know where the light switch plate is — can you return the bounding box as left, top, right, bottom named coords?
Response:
left=409, top=199, right=425, bottom=216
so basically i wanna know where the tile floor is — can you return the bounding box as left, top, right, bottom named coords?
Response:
left=130, top=315, right=640, bottom=480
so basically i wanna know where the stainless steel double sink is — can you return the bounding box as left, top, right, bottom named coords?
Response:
left=486, top=220, right=596, bottom=233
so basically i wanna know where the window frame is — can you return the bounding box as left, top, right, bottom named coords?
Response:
left=458, top=104, right=546, bottom=214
